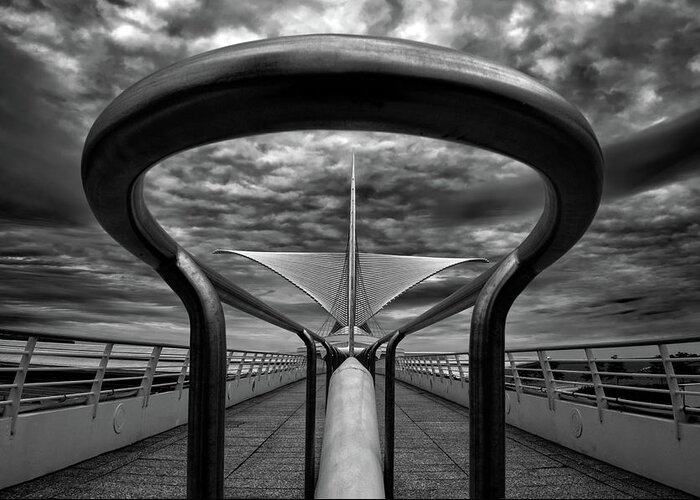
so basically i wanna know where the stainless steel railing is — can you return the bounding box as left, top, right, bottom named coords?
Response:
left=82, top=34, right=603, bottom=498
left=0, top=331, right=305, bottom=436
left=396, top=335, right=700, bottom=438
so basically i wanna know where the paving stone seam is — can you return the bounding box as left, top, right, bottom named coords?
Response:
left=392, top=383, right=470, bottom=479
left=492, top=418, right=657, bottom=498
left=395, top=380, right=469, bottom=417
left=10, top=432, right=189, bottom=498
left=224, top=388, right=308, bottom=482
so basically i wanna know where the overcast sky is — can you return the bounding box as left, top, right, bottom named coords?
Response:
left=0, top=0, right=698, bottom=353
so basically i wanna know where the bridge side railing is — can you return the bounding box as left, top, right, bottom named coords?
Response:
left=396, top=335, right=700, bottom=438
left=0, top=331, right=306, bottom=437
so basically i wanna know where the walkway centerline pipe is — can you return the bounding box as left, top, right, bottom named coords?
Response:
left=316, top=358, right=384, bottom=499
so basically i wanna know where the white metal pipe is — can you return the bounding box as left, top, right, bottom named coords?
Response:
left=316, top=358, right=384, bottom=499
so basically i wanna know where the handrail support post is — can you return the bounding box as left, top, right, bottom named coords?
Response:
left=659, top=344, right=686, bottom=440
left=235, top=351, right=246, bottom=385
left=158, top=250, right=226, bottom=500
left=8, top=336, right=37, bottom=435
left=506, top=352, right=522, bottom=403
left=89, top=343, right=113, bottom=418
left=140, top=346, right=163, bottom=408
left=470, top=253, right=530, bottom=499
left=584, top=348, right=607, bottom=422
left=383, top=331, right=402, bottom=499
left=176, top=349, right=191, bottom=400
left=537, top=350, right=556, bottom=411
left=300, top=330, right=318, bottom=499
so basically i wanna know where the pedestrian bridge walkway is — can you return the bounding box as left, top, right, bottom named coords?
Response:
left=1, top=376, right=691, bottom=499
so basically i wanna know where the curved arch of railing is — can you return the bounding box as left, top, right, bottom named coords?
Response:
left=83, top=35, right=602, bottom=499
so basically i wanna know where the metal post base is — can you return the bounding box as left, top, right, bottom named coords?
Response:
left=469, top=253, right=535, bottom=499
left=158, top=250, right=226, bottom=499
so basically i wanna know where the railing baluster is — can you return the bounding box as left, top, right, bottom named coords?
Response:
left=225, top=350, right=233, bottom=380
left=271, top=354, right=279, bottom=378
left=455, top=354, right=465, bottom=387
left=256, top=353, right=268, bottom=384
left=262, top=353, right=271, bottom=378
left=436, top=356, right=446, bottom=379
left=8, top=336, right=37, bottom=435
left=659, top=344, right=686, bottom=440
left=177, top=349, right=191, bottom=400
left=245, top=353, right=253, bottom=380
left=506, top=352, right=522, bottom=402
left=140, top=346, right=162, bottom=408
left=264, top=354, right=274, bottom=385
left=448, top=356, right=456, bottom=380
left=537, top=350, right=556, bottom=411
left=235, top=351, right=246, bottom=385
left=89, top=343, right=113, bottom=418
left=250, top=353, right=258, bottom=380
left=584, top=348, right=607, bottom=422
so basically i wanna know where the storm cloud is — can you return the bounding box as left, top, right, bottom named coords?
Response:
left=0, top=0, right=698, bottom=352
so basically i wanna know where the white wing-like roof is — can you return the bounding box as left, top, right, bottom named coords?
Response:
left=213, top=250, right=486, bottom=331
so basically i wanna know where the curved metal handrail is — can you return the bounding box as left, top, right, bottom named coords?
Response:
left=83, top=35, right=601, bottom=286
left=83, top=35, right=602, bottom=499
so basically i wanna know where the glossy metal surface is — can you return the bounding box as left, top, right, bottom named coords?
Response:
left=468, top=253, right=530, bottom=497
left=383, top=331, right=401, bottom=498
left=157, top=250, right=226, bottom=498
left=316, top=358, right=384, bottom=499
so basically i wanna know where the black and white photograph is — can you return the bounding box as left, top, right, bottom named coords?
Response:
left=0, top=0, right=698, bottom=498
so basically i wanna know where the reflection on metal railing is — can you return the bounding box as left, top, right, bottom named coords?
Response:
left=396, top=336, right=700, bottom=439
left=0, top=332, right=305, bottom=436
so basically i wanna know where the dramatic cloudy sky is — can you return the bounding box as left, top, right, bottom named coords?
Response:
left=0, top=0, right=698, bottom=353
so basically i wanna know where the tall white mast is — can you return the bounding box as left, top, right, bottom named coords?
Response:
left=347, top=152, right=357, bottom=356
